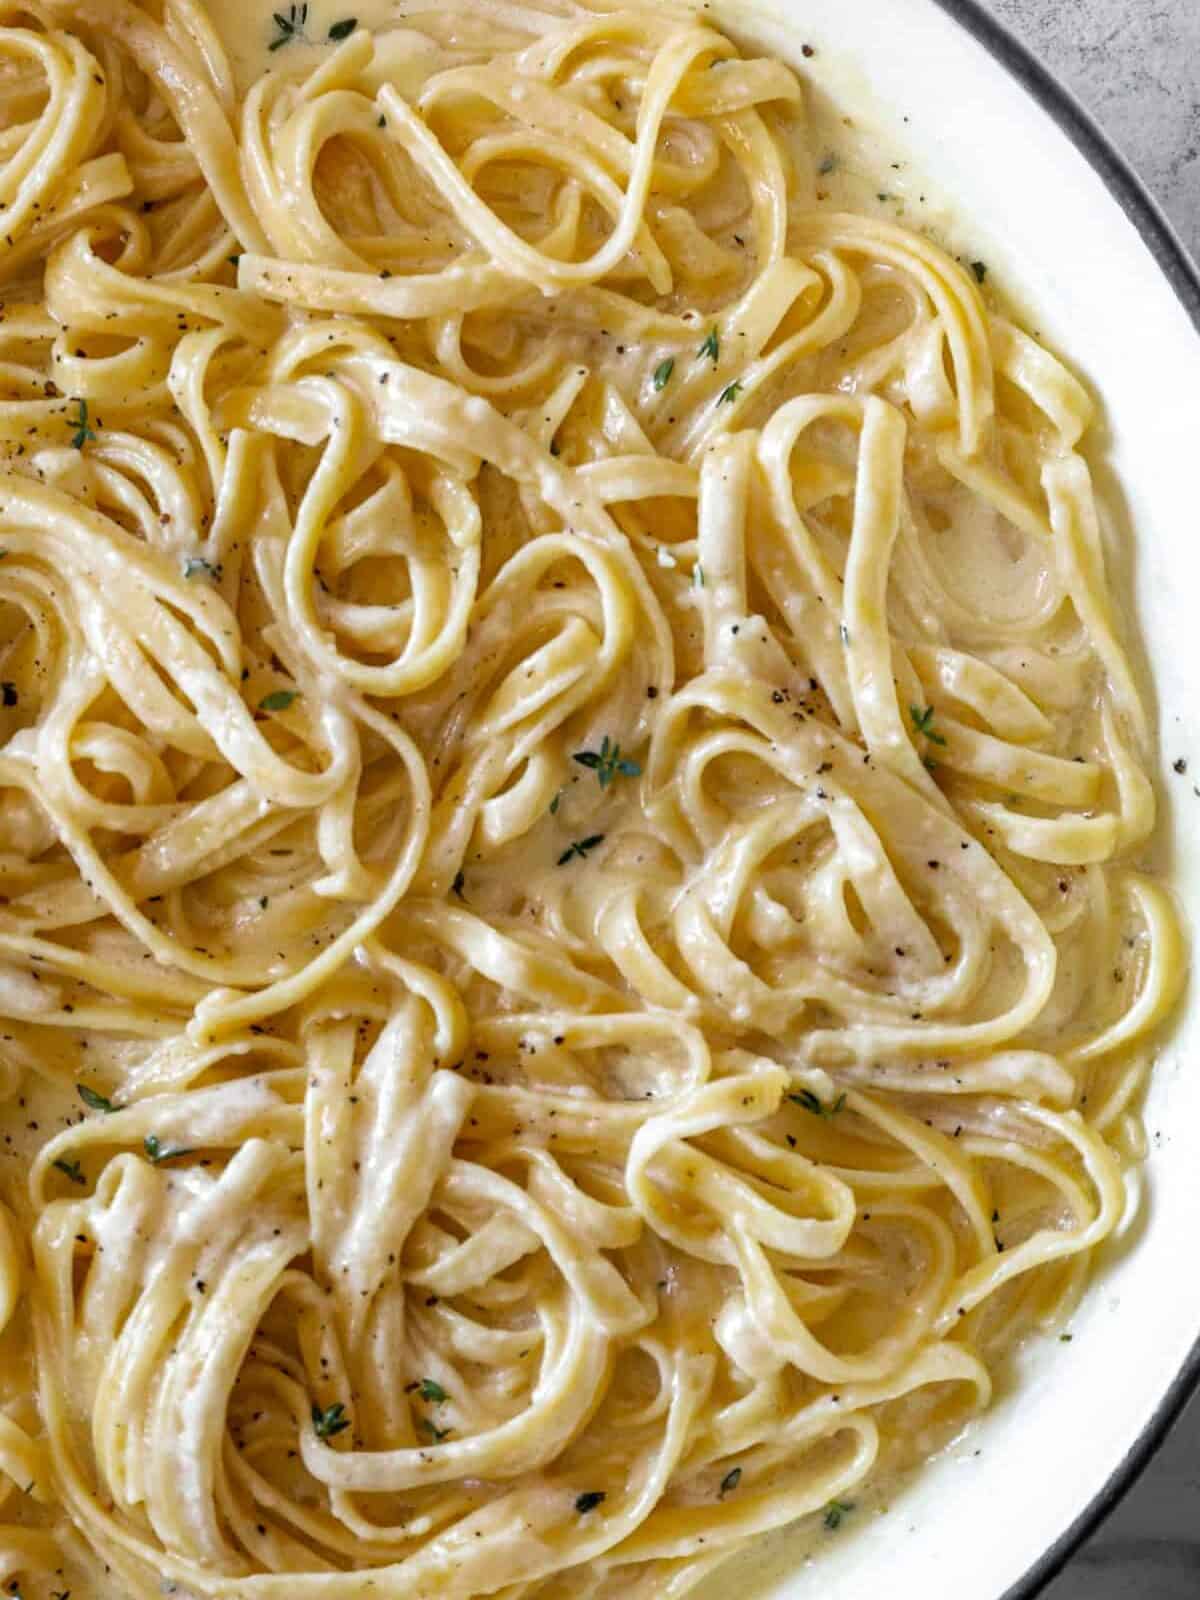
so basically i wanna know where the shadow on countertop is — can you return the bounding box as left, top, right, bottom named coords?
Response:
left=1045, top=1393, right=1200, bottom=1599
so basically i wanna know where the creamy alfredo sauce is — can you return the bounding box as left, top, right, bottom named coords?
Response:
left=0, top=3, right=1180, bottom=1599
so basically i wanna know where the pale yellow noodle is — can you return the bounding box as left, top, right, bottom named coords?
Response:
left=0, top=2, right=1182, bottom=1597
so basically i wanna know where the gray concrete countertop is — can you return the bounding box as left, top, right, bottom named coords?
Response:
left=974, top=3, right=1200, bottom=1595
left=981, top=0, right=1200, bottom=255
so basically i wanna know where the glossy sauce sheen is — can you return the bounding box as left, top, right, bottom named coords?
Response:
left=0, top=3, right=1182, bottom=1599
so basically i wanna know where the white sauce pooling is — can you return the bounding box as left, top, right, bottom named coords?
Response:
left=0, top=2, right=1182, bottom=1597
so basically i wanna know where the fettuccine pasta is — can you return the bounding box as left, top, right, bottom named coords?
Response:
left=0, top=1, right=1183, bottom=1596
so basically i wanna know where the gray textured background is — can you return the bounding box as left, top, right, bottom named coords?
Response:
left=982, top=0, right=1200, bottom=253
left=976, top=3, right=1200, bottom=1594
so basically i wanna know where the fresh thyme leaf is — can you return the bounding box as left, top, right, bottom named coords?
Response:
left=971, top=259, right=988, bottom=285
left=693, top=563, right=705, bottom=588
left=549, top=791, right=560, bottom=815
left=818, top=152, right=837, bottom=175
left=652, top=357, right=675, bottom=390
left=327, top=16, right=358, bottom=39
left=719, top=1466, right=742, bottom=1498
left=143, top=1134, right=194, bottom=1165
left=787, top=1088, right=846, bottom=1119
left=418, top=1378, right=448, bottom=1403
left=52, top=1158, right=85, bottom=1185
left=228, top=253, right=242, bottom=267
left=909, top=704, right=946, bottom=745
left=312, top=1401, right=350, bottom=1440
left=572, top=736, right=641, bottom=790
left=574, top=1490, right=606, bottom=1514
left=697, top=327, right=719, bottom=363
left=67, top=397, right=96, bottom=449
left=269, top=3, right=308, bottom=48
left=557, top=834, right=605, bottom=866
left=419, top=1417, right=451, bottom=1442
left=719, top=381, right=742, bottom=404
left=183, top=555, right=219, bottom=579
left=77, top=1083, right=118, bottom=1114
left=259, top=689, right=297, bottom=712
left=823, top=1499, right=855, bottom=1531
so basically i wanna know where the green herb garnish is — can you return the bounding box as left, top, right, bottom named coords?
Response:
left=693, top=563, right=705, bottom=589
left=549, top=791, right=561, bottom=815
left=67, top=398, right=96, bottom=450
left=719, top=1466, right=742, bottom=1498
left=418, top=1378, right=448, bottom=1403
left=652, top=357, right=675, bottom=391
left=52, top=1158, right=85, bottom=1185
left=574, top=1490, right=606, bottom=1514
left=818, top=153, right=837, bottom=176
left=143, top=1134, right=194, bottom=1165
left=910, top=704, right=946, bottom=746
left=269, top=3, right=308, bottom=49
left=719, top=381, right=742, bottom=404
left=572, top=735, right=640, bottom=790
left=327, top=16, right=357, bottom=39
left=971, top=260, right=988, bottom=285
left=183, top=555, right=219, bottom=580
left=259, top=689, right=297, bottom=712
left=77, top=1083, right=118, bottom=1114
left=312, top=1401, right=350, bottom=1440
left=824, top=1499, right=855, bottom=1531
left=788, top=1088, right=847, bottom=1119
left=557, top=833, right=605, bottom=866
left=697, top=328, right=719, bottom=363
left=451, top=871, right=465, bottom=900
left=419, top=1417, right=451, bottom=1442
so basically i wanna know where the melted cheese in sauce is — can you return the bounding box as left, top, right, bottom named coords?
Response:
left=0, top=2, right=1183, bottom=1597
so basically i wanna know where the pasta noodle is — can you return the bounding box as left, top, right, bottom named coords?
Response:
left=0, top=0, right=1183, bottom=1595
